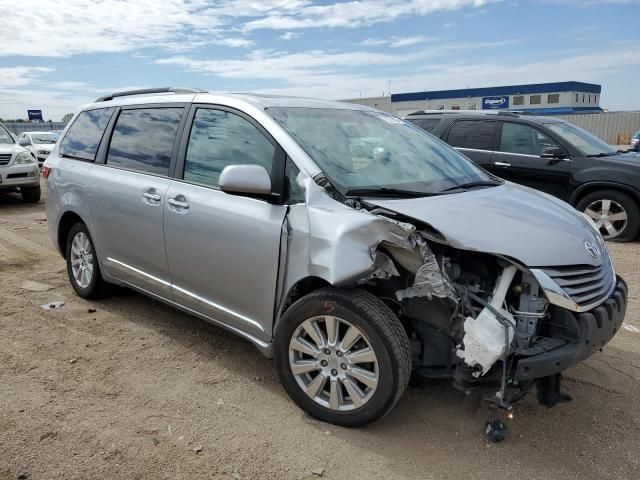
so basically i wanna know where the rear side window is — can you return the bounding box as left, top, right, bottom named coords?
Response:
left=107, top=108, right=183, bottom=176
left=407, top=118, right=441, bottom=132
left=59, top=108, right=114, bottom=161
left=446, top=120, right=496, bottom=151
left=183, top=108, right=275, bottom=188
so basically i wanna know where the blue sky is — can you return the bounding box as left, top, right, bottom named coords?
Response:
left=0, top=0, right=639, bottom=120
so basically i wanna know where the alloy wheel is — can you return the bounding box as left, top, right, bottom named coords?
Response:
left=288, top=315, right=379, bottom=412
left=70, top=232, right=94, bottom=288
left=584, top=199, right=628, bottom=239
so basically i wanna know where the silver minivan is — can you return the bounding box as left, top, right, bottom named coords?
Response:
left=45, top=88, right=627, bottom=427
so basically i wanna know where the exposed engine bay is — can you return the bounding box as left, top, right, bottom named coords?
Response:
left=350, top=208, right=577, bottom=411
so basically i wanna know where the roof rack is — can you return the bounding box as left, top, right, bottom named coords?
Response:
left=405, top=109, right=523, bottom=117
left=95, top=87, right=207, bottom=102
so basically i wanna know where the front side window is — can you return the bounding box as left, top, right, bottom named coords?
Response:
left=447, top=120, right=496, bottom=151
left=530, top=95, right=542, bottom=105
left=107, top=108, right=182, bottom=176
left=499, top=123, right=559, bottom=156
left=59, top=108, right=114, bottom=161
left=513, top=96, right=524, bottom=106
left=183, top=108, right=275, bottom=188
left=267, top=108, right=492, bottom=195
left=546, top=122, right=616, bottom=157
left=548, top=94, right=560, bottom=104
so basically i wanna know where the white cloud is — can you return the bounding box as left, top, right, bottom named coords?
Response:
left=156, top=49, right=428, bottom=81
left=280, top=31, right=303, bottom=40
left=0, top=67, right=54, bottom=89
left=360, top=36, right=433, bottom=48
left=0, top=0, right=496, bottom=57
left=0, top=0, right=265, bottom=57
left=216, top=37, right=256, bottom=48
left=244, top=0, right=497, bottom=31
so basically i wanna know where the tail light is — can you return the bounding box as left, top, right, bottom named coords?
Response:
left=42, top=165, right=52, bottom=179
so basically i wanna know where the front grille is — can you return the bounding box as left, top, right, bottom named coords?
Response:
left=0, top=153, right=11, bottom=165
left=542, top=262, right=614, bottom=309
left=7, top=173, right=28, bottom=179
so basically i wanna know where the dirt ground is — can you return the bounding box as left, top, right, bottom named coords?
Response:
left=1, top=182, right=639, bottom=480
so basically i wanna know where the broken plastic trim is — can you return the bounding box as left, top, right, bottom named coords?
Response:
left=394, top=233, right=456, bottom=302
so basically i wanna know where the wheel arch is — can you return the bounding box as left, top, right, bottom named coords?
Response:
left=570, top=182, right=640, bottom=207
left=57, top=210, right=87, bottom=259
left=275, top=276, right=332, bottom=331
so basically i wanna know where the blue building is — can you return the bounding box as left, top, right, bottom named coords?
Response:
left=343, top=81, right=604, bottom=116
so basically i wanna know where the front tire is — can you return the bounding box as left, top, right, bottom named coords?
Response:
left=65, top=223, right=110, bottom=299
left=274, top=288, right=411, bottom=427
left=577, top=190, right=640, bottom=242
left=21, top=185, right=41, bottom=203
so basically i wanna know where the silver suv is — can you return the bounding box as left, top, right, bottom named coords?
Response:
left=45, top=88, right=627, bottom=427
left=0, top=121, right=41, bottom=202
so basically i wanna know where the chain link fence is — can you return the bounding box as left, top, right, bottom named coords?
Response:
left=2, top=121, right=68, bottom=135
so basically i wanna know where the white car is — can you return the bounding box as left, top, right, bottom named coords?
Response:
left=0, top=122, right=41, bottom=202
left=17, top=131, right=58, bottom=166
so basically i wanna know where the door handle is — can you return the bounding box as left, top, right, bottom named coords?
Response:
left=168, top=198, right=190, bottom=210
left=143, top=192, right=161, bottom=201
left=494, top=161, right=511, bottom=167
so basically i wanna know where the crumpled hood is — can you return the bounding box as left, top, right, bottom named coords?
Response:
left=368, top=183, right=605, bottom=268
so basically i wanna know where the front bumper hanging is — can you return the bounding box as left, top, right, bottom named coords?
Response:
left=514, top=276, right=627, bottom=382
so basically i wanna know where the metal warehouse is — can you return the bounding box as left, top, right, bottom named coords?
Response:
left=343, top=81, right=603, bottom=116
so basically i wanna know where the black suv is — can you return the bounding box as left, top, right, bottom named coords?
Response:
left=406, top=111, right=640, bottom=242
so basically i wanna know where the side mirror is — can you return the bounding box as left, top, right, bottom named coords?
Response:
left=541, top=146, right=567, bottom=159
left=219, top=164, right=272, bottom=196
left=18, top=137, right=31, bottom=146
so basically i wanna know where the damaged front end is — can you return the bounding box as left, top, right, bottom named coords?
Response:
left=371, top=222, right=627, bottom=409
left=279, top=176, right=626, bottom=411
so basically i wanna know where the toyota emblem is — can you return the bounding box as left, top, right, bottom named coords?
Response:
left=584, top=241, right=601, bottom=258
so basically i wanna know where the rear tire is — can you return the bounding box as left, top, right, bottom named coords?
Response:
left=21, top=185, right=41, bottom=203
left=274, top=287, right=411, bottom=427
left=577, top=190, right=640, bottom=242
left=65, top=223, right=110, bottom=299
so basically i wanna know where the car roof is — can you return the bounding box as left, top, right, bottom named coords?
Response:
left=24, top=131, right=57, bottom=135
left=80, top=89, right=378, bottom=113
left=405, top=110, right=568, bottom=125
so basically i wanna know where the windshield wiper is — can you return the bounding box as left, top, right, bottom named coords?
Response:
left=344, top=187, right=439, bottom=198
left=586, top=152, right=615, bottom=158
left=439, top=180, right=502, bottom=193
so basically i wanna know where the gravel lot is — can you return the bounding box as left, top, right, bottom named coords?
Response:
left=1, top=183, right=639, bottom=480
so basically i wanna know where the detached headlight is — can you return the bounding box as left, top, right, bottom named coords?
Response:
left=14, top=152, right=35, bottom=164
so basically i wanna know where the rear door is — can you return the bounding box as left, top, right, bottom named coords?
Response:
left=163, top=105, right=288, bottom=341
left=444, top=119, right=497, bottom=171
left=493, top=121, right=571, bottom=199
left=90, top=105, right=187, bottom=297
